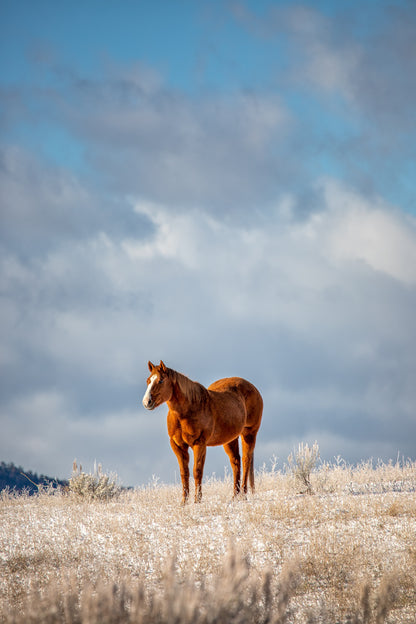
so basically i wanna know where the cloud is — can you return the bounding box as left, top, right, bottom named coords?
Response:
left=320, top=180, right=416, bottom=285
left=0, top=145, right=153, bottom=256
left=281, top=6, right=361, bottom=100
left=0, top=389, right=166, bottom=486
left=78, top=89, right=291, bottom=212
left=347, top=4, right=416, bottom=126
left=233, top=1, right=416, bottom=124
left=232, top=1, right=416, bottom=210
left=5, top=62, right=292, bottom=213
left=4, top=6, right=415, bottom=220
left=1, top=3, right=415, bottom=484
left=3, top=157, right=415, bottom=484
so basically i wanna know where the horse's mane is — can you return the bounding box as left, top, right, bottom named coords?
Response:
left=168, top=368, right=207, bottom=404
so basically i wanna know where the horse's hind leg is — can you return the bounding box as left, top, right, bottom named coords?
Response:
left=241, top=431, right=257, bottom=494
left=223, top=438, right=241, bottom=497
left=249, top=457, right=255, bottom=491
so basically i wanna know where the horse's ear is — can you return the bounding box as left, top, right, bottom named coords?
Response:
left=160, top=360, right=167, bottom=372
left=148, top=361, right=155, bottom=372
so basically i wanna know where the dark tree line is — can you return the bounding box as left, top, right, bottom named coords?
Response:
left=0, top=461, right=68, bottom=494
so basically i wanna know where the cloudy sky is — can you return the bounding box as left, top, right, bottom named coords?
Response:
left=1, top=0, right=415, bottom=487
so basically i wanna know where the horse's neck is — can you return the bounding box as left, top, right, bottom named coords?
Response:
left=169, top=370, right=207, bottom=412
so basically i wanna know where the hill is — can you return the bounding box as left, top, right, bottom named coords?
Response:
left=0, top=461, right=68, bottom=494
left=1, top=456, right=415, bottom=623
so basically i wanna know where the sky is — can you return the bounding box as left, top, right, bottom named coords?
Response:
left=1, top=0, right=416, bottom=488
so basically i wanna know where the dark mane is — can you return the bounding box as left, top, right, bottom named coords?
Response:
left=169, top=368, right=208, bottom=404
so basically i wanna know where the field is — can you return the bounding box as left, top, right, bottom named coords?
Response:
left=1, top=456, right=416, bottom=623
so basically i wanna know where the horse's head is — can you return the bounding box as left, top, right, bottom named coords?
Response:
left=142, top=360, right=173, bottom=410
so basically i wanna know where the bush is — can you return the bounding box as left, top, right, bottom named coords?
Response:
left=69, top=460, right=121, bottom=500
left=287, top=441, right=320, bottom=494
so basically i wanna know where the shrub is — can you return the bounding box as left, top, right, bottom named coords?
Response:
left=69, top=460, right=121, bottom=500
left=287, top=441, right=320, bottom=494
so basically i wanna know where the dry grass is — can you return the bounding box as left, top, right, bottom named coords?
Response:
left=1, top=457, right=415, bottom=623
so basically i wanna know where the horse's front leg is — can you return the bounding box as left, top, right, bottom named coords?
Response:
left=170, top=438, right=190, bottom=504
left=192, top=443, right=207, bottom=503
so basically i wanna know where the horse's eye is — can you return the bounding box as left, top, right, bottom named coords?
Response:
left=158, top=379, right=164, bottom=385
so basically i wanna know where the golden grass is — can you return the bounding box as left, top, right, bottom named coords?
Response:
left=1, top=458, right=415, bottom=623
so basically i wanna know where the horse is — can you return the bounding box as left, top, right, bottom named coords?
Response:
left=142, top=360, right=263, bottom=504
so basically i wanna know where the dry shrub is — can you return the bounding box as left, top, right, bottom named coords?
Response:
left=3, top=551, right=300, bottom=624
left=69, top=461, right=121, bottom=500
left=287, top=442, right=320, bottom=494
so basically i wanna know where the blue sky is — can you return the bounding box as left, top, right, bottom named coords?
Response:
left=1, top=1, right=416, bottom=486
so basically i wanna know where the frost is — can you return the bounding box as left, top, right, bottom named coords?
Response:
left=1, top=459, right=416, bottom=622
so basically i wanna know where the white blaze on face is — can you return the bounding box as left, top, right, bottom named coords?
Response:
left=142, top=374, right=158, bottom=408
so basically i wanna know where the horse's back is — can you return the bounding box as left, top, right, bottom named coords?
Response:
left=208, top=376, right=259, bottom=397
left=208, top=377, right=263, bottom=429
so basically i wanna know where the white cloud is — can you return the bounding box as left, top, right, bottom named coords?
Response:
left=305, top=180, right=416, bottom=285
left=126, top=180, right=416, bottom=336
left=2, top=101, right=416, bottom=486
left=2, top=174, right=416, bottom=483
left=2, top=1, right=416, bottom=487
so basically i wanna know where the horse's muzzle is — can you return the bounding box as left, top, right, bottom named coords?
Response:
left=142, top=398, right=155, bottom=410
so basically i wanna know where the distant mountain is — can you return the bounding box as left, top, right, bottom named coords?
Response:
left=0, top=461, right=68, bottom=494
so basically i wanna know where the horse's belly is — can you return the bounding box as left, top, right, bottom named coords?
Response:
left=207, top=425, right=244, bottom=447
left=206, top=393, right=247, bottom=446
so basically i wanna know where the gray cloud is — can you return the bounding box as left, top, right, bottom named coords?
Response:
left=1, top=163, right=415, bottom=483
left=233, top=1, right=416, bottom=119
left=1, top=2, right=416, bottom=486
left=1, top=59, right=297, bottom=216
left=65, top=85, right=293, bottom=213
left=0, top=146, right=153, bottom=257
left=4, top=2, right=415, bottom=218
left=232, top=1, right=416, bottom=210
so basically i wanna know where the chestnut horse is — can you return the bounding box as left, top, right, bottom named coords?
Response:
left=142, top=360, right=263, bottom=503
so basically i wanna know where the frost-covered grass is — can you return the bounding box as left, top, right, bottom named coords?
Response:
left=1, top=458, right=416, bottom=623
